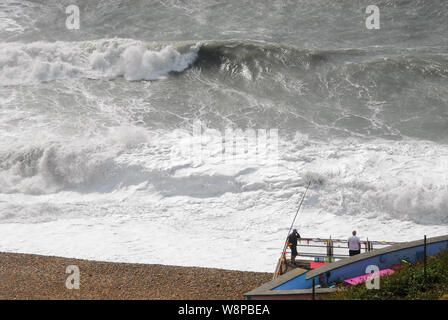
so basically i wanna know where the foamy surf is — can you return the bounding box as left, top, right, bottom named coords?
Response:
left=0, top=39, right=199, bottom=85
left=1, top=0, right=447, bottom=273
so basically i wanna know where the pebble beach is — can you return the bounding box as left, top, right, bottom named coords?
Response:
left=0, top=252, right=271, bottom=300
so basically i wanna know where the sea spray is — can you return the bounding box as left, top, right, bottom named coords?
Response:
left=0, top=39, right=199, bottom=85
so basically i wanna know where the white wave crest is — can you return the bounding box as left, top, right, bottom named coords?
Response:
left=0, top=39, right=199, bottom=85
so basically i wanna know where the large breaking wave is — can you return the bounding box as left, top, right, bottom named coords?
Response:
left=3, top=39, right=448, bottom=85
left=0, top=39, right=199, bottom=85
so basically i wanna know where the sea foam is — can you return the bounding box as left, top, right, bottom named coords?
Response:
left=0, top=39, right=199, bottom=85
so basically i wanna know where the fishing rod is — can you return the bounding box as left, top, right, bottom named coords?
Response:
left=275, top=180, right=312, bottom=276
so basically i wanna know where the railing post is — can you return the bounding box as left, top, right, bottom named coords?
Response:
left=331, top=239, right=334, bottom=262
left=312, top=277, right=315, bottom=300
left=424, top=235, right=427, bottom=286
left=326, top=237, right=334, bottom=263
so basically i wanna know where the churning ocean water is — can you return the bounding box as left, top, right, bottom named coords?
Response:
left=0, top=0, right=447, bottom=271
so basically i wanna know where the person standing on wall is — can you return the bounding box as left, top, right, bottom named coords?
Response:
left=287, top=228, right=301, bottom=265
left=348, top=230, right=361, bottom=256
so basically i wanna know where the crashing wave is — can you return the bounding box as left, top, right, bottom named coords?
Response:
left=0, top=39, right=200, bottom=85
left=2, top=39, right=448, bottom=86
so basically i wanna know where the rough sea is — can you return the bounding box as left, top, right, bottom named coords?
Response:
left=1, top=0, right=447, bottom=271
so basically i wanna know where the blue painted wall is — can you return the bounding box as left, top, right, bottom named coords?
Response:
left=274, top=240, right=448, bottom=290
left=274, top=273, right=314, bottom=290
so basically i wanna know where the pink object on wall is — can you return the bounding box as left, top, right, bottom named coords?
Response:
left=310, top=262, right=329, bottom=269
left=344, top=269, right=395, bottom=285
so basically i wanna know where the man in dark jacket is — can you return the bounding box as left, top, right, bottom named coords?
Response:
left=287, top=229, right=301, bottom=265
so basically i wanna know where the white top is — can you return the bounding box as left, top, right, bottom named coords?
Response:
left=348, top=236, right=361, bottom=251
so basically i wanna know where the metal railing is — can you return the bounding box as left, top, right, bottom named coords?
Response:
left=274, top=236, right=400, bottom=277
